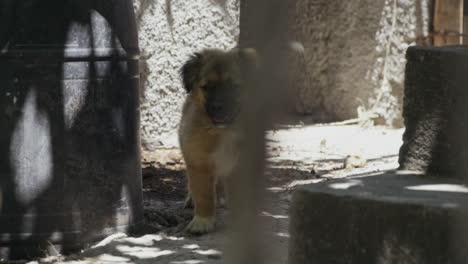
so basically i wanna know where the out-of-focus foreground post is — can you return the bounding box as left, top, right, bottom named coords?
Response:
left=224, top=0, right=290, bottom=263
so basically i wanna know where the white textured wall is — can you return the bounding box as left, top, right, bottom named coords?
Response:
left=134, top=0, right=240, bottom=149
left=367, top=0, right=431, bottom=127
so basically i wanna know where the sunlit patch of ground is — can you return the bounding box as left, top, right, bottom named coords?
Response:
left=28, top=124, right=403, bottom=264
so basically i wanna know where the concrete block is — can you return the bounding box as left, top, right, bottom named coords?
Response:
left=289, top=172, right=468, bottom=264
left=399, top=46, right=468, bottom=178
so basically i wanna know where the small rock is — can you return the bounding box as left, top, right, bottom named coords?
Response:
left=344, top=155, right=367, bottom=169
left=310, top=168, right=322, bottom=178
left=165, top=150, right=183, bottom=165
left=319, top=139, right=327, bottom=153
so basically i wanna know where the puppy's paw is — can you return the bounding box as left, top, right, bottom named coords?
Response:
left=185, top=215, right=215, bottom=234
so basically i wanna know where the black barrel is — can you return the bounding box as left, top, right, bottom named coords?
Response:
left=0, top=0, right=143, bottom=259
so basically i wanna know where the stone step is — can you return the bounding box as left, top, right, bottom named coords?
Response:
left=289, top=171, right=468, bottom=264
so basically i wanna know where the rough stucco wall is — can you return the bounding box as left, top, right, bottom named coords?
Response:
left=134, top=0, right=240, bottom=149
left=291, top=0, right=431, bottom=126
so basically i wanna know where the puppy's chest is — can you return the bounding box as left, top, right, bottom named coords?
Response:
left=211, top=132, right=240, bottom=178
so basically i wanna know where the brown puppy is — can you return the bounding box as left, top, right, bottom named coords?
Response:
left=178, top=48, right=257, bottom=234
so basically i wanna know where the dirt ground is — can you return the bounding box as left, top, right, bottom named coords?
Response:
left=27, top=123, right=404, bottom=264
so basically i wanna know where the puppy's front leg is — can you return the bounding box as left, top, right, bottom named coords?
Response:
left=186, top=165, right=216, bottom=234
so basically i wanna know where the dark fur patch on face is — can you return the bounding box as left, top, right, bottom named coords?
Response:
left=180, top=48, right=258, bottom=126
left=180, top=48, right=258, bottom=93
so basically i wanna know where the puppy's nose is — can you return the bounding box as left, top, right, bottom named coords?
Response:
left=209, top=103, right=224, bottom=113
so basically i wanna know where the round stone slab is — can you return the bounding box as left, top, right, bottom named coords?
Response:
left=289, top=171, right=468, bottom=264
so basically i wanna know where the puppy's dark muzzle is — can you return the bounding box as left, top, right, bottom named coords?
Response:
left=206, top=103, right=238, bottom=126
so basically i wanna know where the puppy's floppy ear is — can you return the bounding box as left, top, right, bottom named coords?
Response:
left=238, top=48, right=260, bottom=70
left=180, top=52, right=203, bottom=93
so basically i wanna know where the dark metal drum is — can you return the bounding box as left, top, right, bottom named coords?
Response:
left=0, top=0, right=143, bottom=259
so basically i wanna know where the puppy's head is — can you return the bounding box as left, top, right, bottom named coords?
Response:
left=180, top=48, right=258, bottom=127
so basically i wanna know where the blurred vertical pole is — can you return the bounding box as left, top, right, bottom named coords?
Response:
left=464, top=0, right=468, bottom=44
left=433, top=0, right=463, bottom=45
left=463, top=2, right=468, bottom=255
left=224, top=0, right=290, bottom=263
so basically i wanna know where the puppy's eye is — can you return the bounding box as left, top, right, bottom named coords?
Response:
left=202, top=85, right=214, bottom=91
